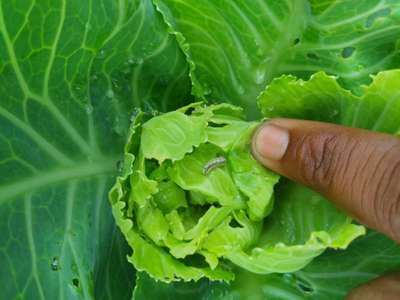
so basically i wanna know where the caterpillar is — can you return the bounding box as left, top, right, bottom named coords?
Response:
left=202, top=156, right=226, bottom=175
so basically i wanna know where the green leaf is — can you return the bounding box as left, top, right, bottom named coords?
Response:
left=129, top=170, right=158, bottom=210
left=133, top=69, right=400, bottom=299
left=116, top=101, right=367, bottom=286
left=229, top=124, right=280, bottom=221
left=225, top=180, right=365, bottom=274
left=0, top=0, right=191, bottom=299
left=142, top=109, right=208, bottom=163
left=110, top=110, right=235, bottom=283
left=133, top=232, right=400, bottom=300
left=169, top=144, right=245, bottom=209
left=258, top=70, right=400, bottom=135
left=154, top=0, right=400, bottom=117
left=153, top=180, right=187, bottom=213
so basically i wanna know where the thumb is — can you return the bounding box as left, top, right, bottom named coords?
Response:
left=252, top=119, right=400, bottom=242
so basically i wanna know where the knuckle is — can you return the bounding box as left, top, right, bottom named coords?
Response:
left=293, top=132, right=343, bottom=189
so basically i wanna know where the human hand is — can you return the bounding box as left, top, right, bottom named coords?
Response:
left=252, top=119, right=400, bottom=299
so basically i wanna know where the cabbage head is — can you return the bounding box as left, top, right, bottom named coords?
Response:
left=109, top=102, right=365, bottom=282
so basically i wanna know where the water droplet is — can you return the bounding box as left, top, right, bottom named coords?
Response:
left=116, top=160, right=123, bottom=174
left=267, top=106, right=275, bottom=112
left=253, top=248, right=263, bottom=254
left=51, top=257, right=60, bottom=271
left=137, top=58, right=144, bottom=65
left=236, top=85, right=245, bottom=95
left=91, top=74, right=98, bottom=81
left=130, top=108, right=141, bottom=122
left=106, top=89, right=114, bottom=99
left=151, top=110, right=161, bottom=116
left=254, top=68, right=266, bottom=85
left=112, top=79, right=120, bottom=89
left=85, top=104, right=93, bottom=114
left=98, top=49, right=105, bottom=59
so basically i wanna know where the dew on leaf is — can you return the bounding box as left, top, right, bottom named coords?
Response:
left=130, top=107, right=141, bottom=122
left=106, top=89, right=114, bottom=99
left=283, top=273, right=295, bottom=283
left=202, top=83, right=212, bottom=95
left=85, top=104, right=93, bottom=114
left=51, top=257, right=60, bottom=271
left=98, top=49, right=106, bottom=58
left=236, top=84, right=245, bottom=95
left=254, top=67, right=266, bottom=84
left=116, top=160, right=123, bottom=174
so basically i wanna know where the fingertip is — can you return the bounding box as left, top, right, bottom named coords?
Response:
left=252, top=122, right=289, bottom=162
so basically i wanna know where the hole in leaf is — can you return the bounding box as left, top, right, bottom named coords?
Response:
left=307, top=53, right=319, bottom=60
left=365, top=7, right=391, bottom=28
left=182, top=254, right=208, bottom=268
left=208, top=121, right=227, bottom=128
left=293, top=38, right=301, bottom=45
left=229, top=218, right=243, bottom=228
left=296, top=278, right=314, bottom=293
left=145, top=158, right=161, bottom=175
left=342, top=47, right=355, bottom=58
left=72, top=278, right=80, bottom=288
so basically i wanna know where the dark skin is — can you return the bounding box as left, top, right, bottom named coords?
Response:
left=252, top=119, right=400, bottom=299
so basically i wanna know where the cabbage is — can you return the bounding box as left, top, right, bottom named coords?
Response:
left=110, top=101, right=365, bottom=282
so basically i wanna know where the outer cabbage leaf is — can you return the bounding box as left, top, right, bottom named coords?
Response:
left=133, top=232, right=400, bottom=300
left=0, top=0, right=191, bottom=299
left=154, top=0, right=400, bottom=117
left=258, top=70, right=400, bottom=134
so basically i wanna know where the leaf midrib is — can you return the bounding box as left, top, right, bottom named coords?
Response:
left=0, top=157, right=117, bottom=204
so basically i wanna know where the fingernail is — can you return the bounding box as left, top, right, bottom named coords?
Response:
left=253, top=123, right=289, bottom=161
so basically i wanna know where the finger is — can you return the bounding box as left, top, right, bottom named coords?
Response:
left=252, top=119, right=400, bottom=242
left=345, top=273, right=400, bottom=300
